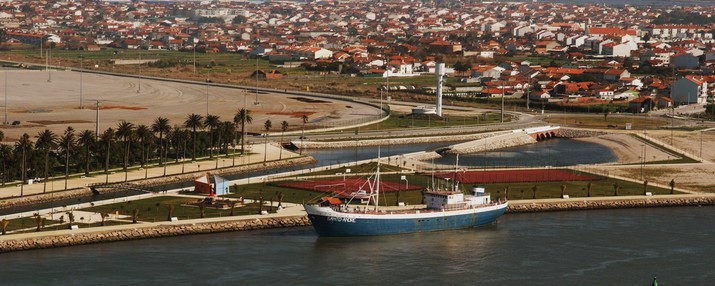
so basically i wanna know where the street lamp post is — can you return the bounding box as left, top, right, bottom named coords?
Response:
left=47, top=41, right=52, bottom=83
left=4, top=69, right=7, bottom=125
left=79, top=55, right=83, bottom=109
left=137, top=51, right=142, bottom=93
left=501, top=79, right=505, bottom=123
left=206, top=71, right=210, bottom=117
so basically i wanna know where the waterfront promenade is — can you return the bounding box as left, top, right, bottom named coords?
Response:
left=0, top=143, right=297, bottom=199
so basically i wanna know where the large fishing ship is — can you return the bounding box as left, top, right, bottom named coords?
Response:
left=304, top=156, right=508, bottom=236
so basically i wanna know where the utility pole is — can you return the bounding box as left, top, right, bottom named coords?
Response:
left=47, top=40, right=52, bottom=83
left=501, top=79, right=505, bottom=123
left=79, top=55, right=83, bottom=109
left=4, top=69, right=7, bottom=125
left=137, top=51, right=142, bottom=93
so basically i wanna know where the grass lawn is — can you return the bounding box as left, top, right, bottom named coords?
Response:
left=544, top=114, right=669, bottom=129
left=222, top=170, right=676, bottom=207
left=1, top=217, right=61, bottom=233
left=83, top=196, right=271, bottom=222
left=351, top=111, right=511, bottom=131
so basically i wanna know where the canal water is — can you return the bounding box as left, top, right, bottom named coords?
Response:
left=3, top=206, right=713, bottom=285
left=433, top=138, right=617, bottom=168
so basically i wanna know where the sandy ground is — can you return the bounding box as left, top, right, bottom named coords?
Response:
left=574, top=131, right=715, bottom=193
left=0, top=69, right=381, bottom=142
left=647, top=129, right=715, bottom=161
left=573, top=133, right=676, bottom=164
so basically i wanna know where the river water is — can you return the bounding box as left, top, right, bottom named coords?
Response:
left=4, top=206, right=713, bottom=285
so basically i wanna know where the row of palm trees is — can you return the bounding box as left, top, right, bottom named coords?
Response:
left=0, top=109, right=309, bottom=195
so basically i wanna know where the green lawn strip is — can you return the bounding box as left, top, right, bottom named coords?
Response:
left=1, top=217, right=61, bottom=232
left=83, top=196, right=270, bottom=222
left=353, top=112, right=510, bottom=131
left=544, top=115, right=668, bottom=129
left=223, top=171, right=673, bottom=206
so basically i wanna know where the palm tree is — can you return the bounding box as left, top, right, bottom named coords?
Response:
left=116, top=121, right=135, bottom=182
left=613, top=182, right=619, bottom=196
left=135, top=124, right=153, bottom=168
left=35, top=129, right=58, bottom=193
left=300, top=114, right=309, bottom=154
left=100, top=128, right=116, bottom=183
left=218, top=121, right=235, bottom=157
left=280, top=120, right=288, bottom=160
left=263, top=119, right=272, bottom=162
left=0, top=144, right=11, bottom=187
left=77, top=130, right=95, bottom=175
left=151, top=117, right=170, bottom=166
left=204, top=114, right=220, bottom=159
left=15, top=133, right=32, bottom=196
left=184, top=113, right=204, bottom=161
left=59, top=127, right=76, bottom=191
left=234, top=108, right=252, bottom=155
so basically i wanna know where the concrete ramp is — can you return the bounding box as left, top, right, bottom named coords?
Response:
left=439, top=126, right=560, bottom=155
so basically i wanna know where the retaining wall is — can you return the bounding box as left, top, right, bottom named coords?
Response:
left=292, top=131, right=511, bottom=149
left=557, top=128, right=608, bottom=138
left=508, top=196, right=715, bottom=213
left=0, top=216, right=310, bottom=253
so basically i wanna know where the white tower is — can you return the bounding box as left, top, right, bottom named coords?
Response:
left=435, top=62, right=445, bottom=117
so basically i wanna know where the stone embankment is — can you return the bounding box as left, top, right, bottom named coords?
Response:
left=293, top=131, right=511, bottom=149
left=0, top=156, right=316, bottom=211
left=0, top=216, right=310, bottom=253
left=440, top=131, right=536, bottom=155
left=557, top=128, right=608, bottom=138
left=508, top=196, right=715, bottom=213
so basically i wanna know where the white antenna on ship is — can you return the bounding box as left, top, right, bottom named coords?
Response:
left=374, top=147, right=381, bottom=212
left=454, top=154, right=460, bottom=192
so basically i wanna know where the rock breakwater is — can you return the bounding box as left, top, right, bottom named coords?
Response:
left=0, top=216, right=310, bottom=253
left=508, top=196, right=715, bottom=213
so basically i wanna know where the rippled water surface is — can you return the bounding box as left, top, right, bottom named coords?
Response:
left=4, top=207, right=713, bottom=285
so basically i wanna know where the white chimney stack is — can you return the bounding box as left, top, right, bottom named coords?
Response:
left=435, top=62, right=445, bottom=117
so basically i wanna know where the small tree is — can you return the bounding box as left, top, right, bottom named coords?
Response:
left=230, top=200, right=237, bottom=216
left=532, top=185, right=537, bottom=199
left=67, top=211, right=75, bottom=229
left=258, top=197, right=264, bottom=214
left=199, top=203, right=206, bottom=218
left=34, top=213, right=43, bottom=232
left=1, top=219, right=8, bottom=235
left=613, top=182, right=619, bottom=196
left=132, top=209, right=139, bottom=223
left=560, top=184, right=566, bottom=198
left=396, top=190, right=401, bottom=206
left=167, top=205, right=175, bottom=221
left=100, top=213, right=109, bottom=226
left=586, top=182, right=592, bottom=197
left=669, top=179, right=675, bottom=194
left=277, top=192, right=284, bottom=209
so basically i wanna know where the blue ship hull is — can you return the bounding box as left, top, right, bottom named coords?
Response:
left=305, top=204, right=508, bottom=237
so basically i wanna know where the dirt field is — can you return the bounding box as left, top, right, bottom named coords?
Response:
left=0, top=69, right=381, bottom=142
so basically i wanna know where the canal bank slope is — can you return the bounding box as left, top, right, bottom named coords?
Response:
left=2, top=194, right=715, bottom=253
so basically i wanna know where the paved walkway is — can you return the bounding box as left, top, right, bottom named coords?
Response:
left=0, top=143, right=299, bottom=198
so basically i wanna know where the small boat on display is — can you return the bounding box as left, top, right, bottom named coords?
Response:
left=304, top=154, right=508, bottom=236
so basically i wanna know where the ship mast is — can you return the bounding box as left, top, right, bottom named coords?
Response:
left=375, top=147, right=381, bottom=212
left=453, top=154, right=459, bottom=192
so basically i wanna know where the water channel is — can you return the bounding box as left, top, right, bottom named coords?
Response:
left=4, top=206, right=712, bottom=285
